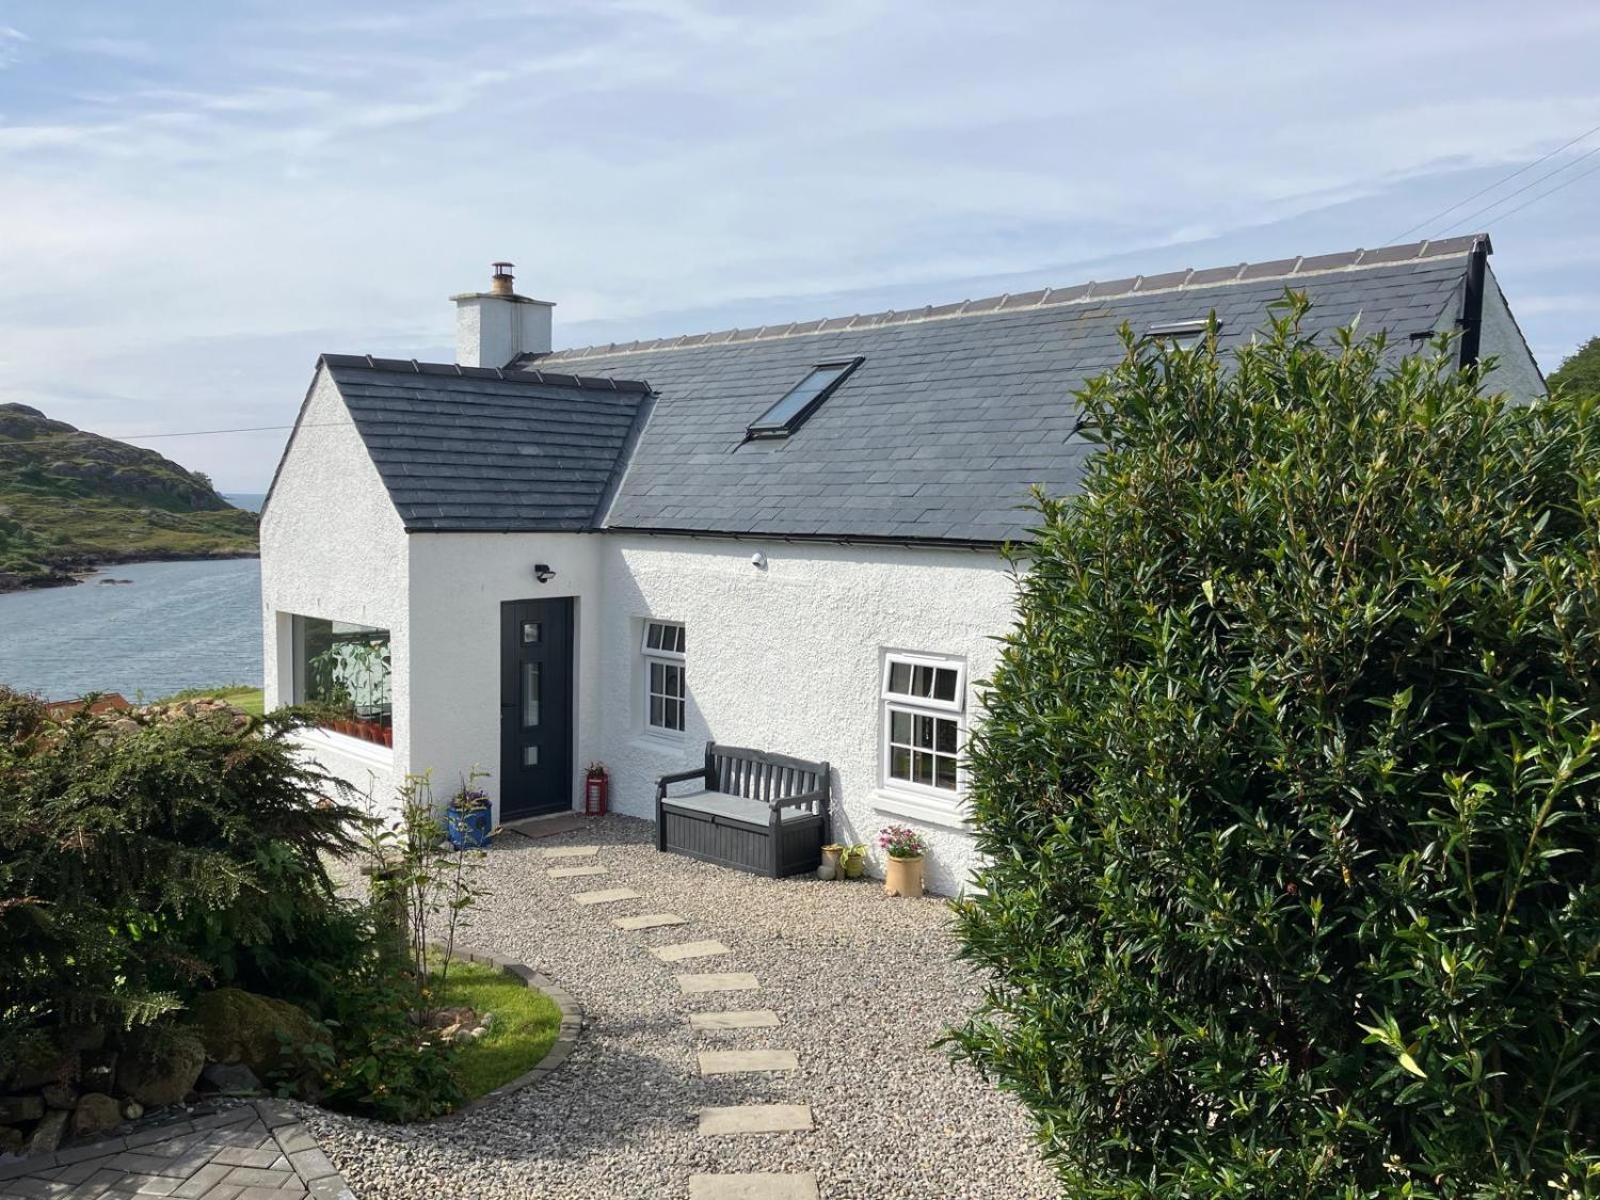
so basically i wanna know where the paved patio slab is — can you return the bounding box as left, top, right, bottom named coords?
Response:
left=689, top=1172, right=819, bottom=1199
left=541, top=845, right=599, bottom=858
left=697, top=1050, right=799, bottom=1076
left=0, top=1102, right=355, bottom=1200
left=546, top=864, right=608, bottom=878
left=676, top=972, right=759, bottom=994
left=649, top=939, right=730, bottom=963
left=688, top=1010, right=782, bottom=1030
left=613, top=912, right=687, bottom=930
left=572, top=887, right=641, bottom=905
left=697, top=1105, right=814, bottom=1136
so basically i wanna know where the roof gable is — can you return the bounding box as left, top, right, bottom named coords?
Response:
left=321, top=354, right=650, bottom=532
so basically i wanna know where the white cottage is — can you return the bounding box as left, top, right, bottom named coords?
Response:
left=260, top=234, right=1541, bottom=894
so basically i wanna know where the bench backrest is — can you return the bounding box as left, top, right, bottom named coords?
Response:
left=705, top=742, right=828, bottom=814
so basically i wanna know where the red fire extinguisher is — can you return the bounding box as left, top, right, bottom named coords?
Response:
left=584, top=763, right=609, bottom=816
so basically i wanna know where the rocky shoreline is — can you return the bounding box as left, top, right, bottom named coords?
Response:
left=0, top=550, right=261, bottom=596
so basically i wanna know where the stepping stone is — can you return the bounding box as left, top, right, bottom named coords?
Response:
left=650, top=940, right=730, bottom=963
left=698, top=1049, right=798, bottom=1076
left=698, top=1104, right=814, bottom=1136
left=541, top=845, right=599, bottom=858
left=546, top=864, right=607, bottom=878
left=690, top=1173, right=819, bottom=1200
left=689, top=1009, right=781, bottom=1031
left=677, top=972, right=759, bottom=994
left=573, top=887, right=641, bottom=905
left=613, top=912, right=687, bottom=930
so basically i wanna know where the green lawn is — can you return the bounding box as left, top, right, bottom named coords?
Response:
left=432, top=959, right=563, bottom=1098
left=159, top=685, right=264, bottom=716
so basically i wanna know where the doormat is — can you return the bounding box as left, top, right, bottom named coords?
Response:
left=501, top=812, right=591, bottom=840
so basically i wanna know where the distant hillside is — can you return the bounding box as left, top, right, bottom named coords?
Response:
left=0, top=403, right=259, bottom=592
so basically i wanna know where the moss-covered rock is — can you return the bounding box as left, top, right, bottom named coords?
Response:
left=185, top=988, right=327, bottom=1079
left=115, top=1027, right=205, bottom=1107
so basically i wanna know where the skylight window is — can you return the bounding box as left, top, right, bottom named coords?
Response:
left=746, top=358, right=863, bottom=439
left=1144, top=319, right=1220, bottom=350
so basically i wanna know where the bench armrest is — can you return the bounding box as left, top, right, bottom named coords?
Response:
left=655, top=767, right=710, bottom=800
left=771, top=786, right=830, bottom=813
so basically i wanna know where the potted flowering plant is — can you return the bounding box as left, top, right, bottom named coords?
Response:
left=877, top=823, right=929, bottom=897
left=445, top=781, right=493, bottom=849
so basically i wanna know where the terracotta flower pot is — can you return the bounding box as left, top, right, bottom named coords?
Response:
left=884, top=854, right=924, bottom=897
left=820, top=844, right=844, bottom=879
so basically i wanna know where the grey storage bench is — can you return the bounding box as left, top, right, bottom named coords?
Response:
left=655, top=742, right=831, bottom=878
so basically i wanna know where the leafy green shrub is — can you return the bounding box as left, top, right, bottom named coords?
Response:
left=311, top=964, right=463, bottom=1123
left=951, top=299, right=1600, bottom=1198
left=0, top=703, right=364, bottom=1054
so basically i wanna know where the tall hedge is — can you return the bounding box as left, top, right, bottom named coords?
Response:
left=951, top=298, right=1600, bottom=1199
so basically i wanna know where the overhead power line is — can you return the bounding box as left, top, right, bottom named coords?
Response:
left=1437, top=140, right=1600, bottom=237
left=1469, top=155, right=1600, bottom=228
left=1387, top=119, right=1600, bottom=244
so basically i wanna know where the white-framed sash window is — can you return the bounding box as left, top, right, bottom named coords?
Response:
left=881, top=651, right=965, bottom=797
left=642, top=620, right=686, bottom=734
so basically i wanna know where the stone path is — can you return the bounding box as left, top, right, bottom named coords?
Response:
left=0, top=1100, right=355, bottom=1200
left=539, top=843, right=820, bottom=1199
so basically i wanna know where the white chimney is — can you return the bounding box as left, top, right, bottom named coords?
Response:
left=451, top=262, right=554, bottom=368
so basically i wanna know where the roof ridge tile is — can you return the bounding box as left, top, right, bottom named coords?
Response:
left=537, top=234, right=1487, bottom=362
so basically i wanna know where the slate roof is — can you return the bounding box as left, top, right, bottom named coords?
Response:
left=319, top=355, right=651, bottom=532
left=519, top=236, right=1485, bottom=544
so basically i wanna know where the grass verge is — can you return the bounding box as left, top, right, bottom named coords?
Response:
left=159, top=685, right=265, bottom=716
left=432, top=959, right=564, bottom=1099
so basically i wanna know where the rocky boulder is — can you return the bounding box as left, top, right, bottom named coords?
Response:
left=115, top=1028, right=205, bottom=1108
left=69, top=1092, right=122, bottom=1139
left=186, top=988, right=328, bottom=1081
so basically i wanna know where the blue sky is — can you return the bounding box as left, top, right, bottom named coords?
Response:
left=1, top=1, right=1598, bottom=490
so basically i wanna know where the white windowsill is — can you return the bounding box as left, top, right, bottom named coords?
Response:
left=294, top=727, right=395, bottom=766
left=871, top=787, right=973, bottom=833
left=630, top=731, right=689, bottom=757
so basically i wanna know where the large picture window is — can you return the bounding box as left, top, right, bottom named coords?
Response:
left=881, top=652, right=964, bottom=795
left=642, top=619, right=686, bottom=734
left=293, top=616, right=392, bottom=746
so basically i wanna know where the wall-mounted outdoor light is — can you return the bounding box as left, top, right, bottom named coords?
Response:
left=533, top=563, right=556, bottom=583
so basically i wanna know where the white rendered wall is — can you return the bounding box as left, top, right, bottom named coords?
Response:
left=259, top=368, right=411, bottom=809
left=404, top=532, right=604, bottom=819
left=593, top=535, right=1016, bottom=895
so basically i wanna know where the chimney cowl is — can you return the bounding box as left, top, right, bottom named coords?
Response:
left=490, top=262, right=515, bottom=296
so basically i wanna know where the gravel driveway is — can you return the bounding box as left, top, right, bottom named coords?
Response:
left=305, top=815, right=1055, bottom=1199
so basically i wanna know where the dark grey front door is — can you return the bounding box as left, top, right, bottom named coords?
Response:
left=500, top=598, right=574, bottom=820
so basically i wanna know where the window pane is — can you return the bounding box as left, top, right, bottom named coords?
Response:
left=671, top=624, right=685, bottom=654
left=889, top=710, right=911, bottom=744
left=935, top=717, right=958, bottom=754
left=913, top=714, right=937, bottom=749
left=647, top=623, right=663, bottom=650
left=524, top=745, right=539, bottom=766
left=890, top=747, right=912, bottom=781
left=523, top=663, right=541, bottom=727
left=297, top=616, right=392, bottom=729
left=649, top=694, right=665, bottom=727
left=935, top=755, right=957, bottom=790
left=667, top=663, right=685, bottom=699
left=913, top=752, right=934, bottom=786
left=888, top=662, right=911, bottom=694
left=934, top=668, right=957, bottom=703
left=666, top=698, right=683, bottom=731
left=749, top=362, right=854, bottom=433
left=650, top=661, right=665, bottom=692
left=912, top=665, right=934, bottom=697
left=522, top=621, right=541, bottom=644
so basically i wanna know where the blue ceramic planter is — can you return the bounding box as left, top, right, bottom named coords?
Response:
left=446, top=804, right=493, bottom=849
